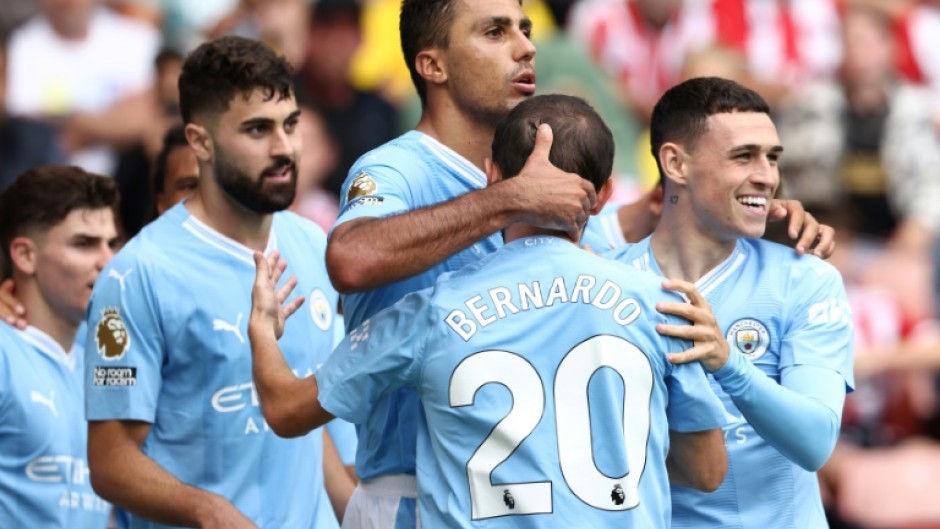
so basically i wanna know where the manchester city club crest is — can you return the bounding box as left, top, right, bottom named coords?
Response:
left=309, top=289, right=333, bottom=331
left=725, top=318, right=770, bottom=361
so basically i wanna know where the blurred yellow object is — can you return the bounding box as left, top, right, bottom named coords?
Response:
left=349, top=0, right=556, bottom=104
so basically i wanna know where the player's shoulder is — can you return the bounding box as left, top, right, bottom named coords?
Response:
left=745, top=238, right=842, bottom=282
left=349, top=131, right=430, bottom=175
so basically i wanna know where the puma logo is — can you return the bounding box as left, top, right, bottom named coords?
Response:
left=108, top=268, right=133, bottom=291
left=212, top=314, right=245, bottom=344
left=30, top=390, right=58, bottom=417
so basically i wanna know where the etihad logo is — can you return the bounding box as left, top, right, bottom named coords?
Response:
left=213, top=313, right=245, bottom=343
left=346, top=171, right=377, bottom=203
left=95, top=308, right=130, bottom=361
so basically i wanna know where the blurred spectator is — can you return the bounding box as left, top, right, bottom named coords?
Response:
left=535, top=0, right=643, bottom=198
left=290, top=106, right=340, bottom=232
left=0, top=44, right=64, bottom=192
left=0, top=0, right=37, bottom=43
left=109, top=47, right=185, bottom=237
left=4, top=0, right=160, bottom=176
left=111, top=0, right=237, bottom=52
left=569, top=0, right=713, bottom=124
left=710, top=0, right=843, bottom=105
left=150, top=125, right=198, bottom=218
left=294, top=0, right=398, bottom=198
left=208, top=0, right=309, bottom=69
left=775, top=4, right=940, bottom=250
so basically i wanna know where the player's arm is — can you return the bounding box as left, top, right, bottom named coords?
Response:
left=0, top=279, right=27, bottom=329
left=666, top=428, right=726, bottom=491
left=248, top=251, right=334, bottom=438
left=658, top=279, right=846, bottom=471
left=88, top=420, right=257, bottom=528
left=327, top=124, right=596, bottom=292
left=323, top=429, right=356, bottom=523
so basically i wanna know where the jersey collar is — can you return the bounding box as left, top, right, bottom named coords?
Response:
left=18, top=326, right=76, bottom=371
left=413, top=131, right=488, bottom=189
left=181, top=210, right=278, bottom=267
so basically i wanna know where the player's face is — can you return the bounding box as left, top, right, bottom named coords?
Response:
left=442, top=0, right=536, bottom=127
left=684, top=111, right=781, bottom=241
left=156, top=145, right=200, bottom=215
left=212, top=89, right=301, bottom=214
left=34, top=208, right=118, bottom=324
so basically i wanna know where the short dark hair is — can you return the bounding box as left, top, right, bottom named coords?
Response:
left=491, top=94, right=613, bottom=192
left=650, top=77, right=769, bottom=181
left=152, top=125, right=190, bottom=196
left=0, top=166, right=119, bottom=278
left=178, top=36, right=294, bottom=124
left=400, top=0, right=459, bottom=107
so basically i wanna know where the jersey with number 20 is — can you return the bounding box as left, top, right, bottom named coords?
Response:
left=317, top=236, right=726, bottom=528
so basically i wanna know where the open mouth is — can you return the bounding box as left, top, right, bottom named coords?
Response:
left=512, top=70, right=537, bottom=94
left=736, top=195, right=768, bottom=210
left=264, top=165, right=293, bottom=181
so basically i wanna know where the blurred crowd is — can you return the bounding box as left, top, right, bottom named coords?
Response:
left=3, top=0, right=940, bottom=528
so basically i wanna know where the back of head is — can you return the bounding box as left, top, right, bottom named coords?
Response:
left=178, top=36, right=294, bottom=125
left=650, top=77, right=769, bottom=181
left=0, top=165, right=119, bottom=278
left=400, top=0, right=460, bottom=107
left=491, top=94, right=613, bottom=192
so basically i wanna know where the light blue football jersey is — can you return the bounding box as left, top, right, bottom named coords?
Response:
left=84, top=203, right=340, bottom=529
left=332, top=131, right=502, bottom=481
left=0, top=325, right=110, bottom=528
left=609, top=236, right=855, bottom=529
left=581, top=201, right=626, bottom=252
left=317, top=236, right=727, bottom=528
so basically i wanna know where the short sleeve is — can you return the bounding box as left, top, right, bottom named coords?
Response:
left=333, top=158, right=419, bottom=229
left=84, top=253, right=165, bottom=422
left=316, top=290, right=433, bottom=424
left=780, top=260, right=855, bottom=391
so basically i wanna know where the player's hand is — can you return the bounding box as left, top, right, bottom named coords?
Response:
left=250, top=251, right=304, bottom=340
left=655, top=279, right=730, bottom=372
left=768, top=199, right=836, bottom=258
left=505, top=123, right=597, bottom=240
left=0, top=279, right=27, bottom=330
left=196, top=493, right=259, bottom=529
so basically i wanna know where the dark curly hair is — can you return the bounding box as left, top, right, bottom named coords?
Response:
left=178, top=36, right=294, bottom=124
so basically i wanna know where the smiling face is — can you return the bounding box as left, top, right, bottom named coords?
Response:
left=209, top=89, right=302, bottom=214
left=31, top=208, right=119, bottom=324
left=438, top=0, right=537, bottom=127
left=681, top=111, right=781, bottom=241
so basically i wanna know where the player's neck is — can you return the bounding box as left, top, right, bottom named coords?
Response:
left=16, top=279, right=78, bottom=351
left=650, top=210, right=737, bottom=283
left=503, top=225, right=575, bottom=245
left=416, top=103, right=496, bottom=172
left=186, top=182, right=274, bottom=253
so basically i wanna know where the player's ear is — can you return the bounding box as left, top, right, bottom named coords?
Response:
left=185, top=123, right=212, bottom=163
left=659, top=142, right=688, bottom=188
left=416, top=48, right=446, bottom=88
left=591, top=179, right=614, bottom=215
left=9, top=236, right=37, bottom=276
left=484, top=158, right=503, bottom=186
